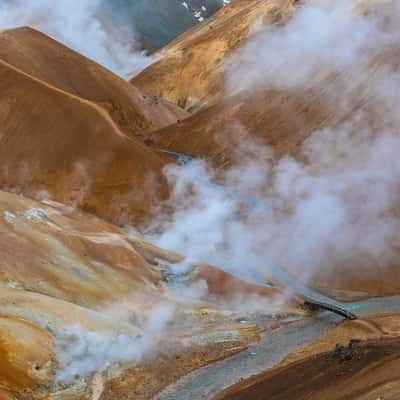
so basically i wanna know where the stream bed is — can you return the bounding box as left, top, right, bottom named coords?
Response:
left=153, top=295, right=400, bottom=400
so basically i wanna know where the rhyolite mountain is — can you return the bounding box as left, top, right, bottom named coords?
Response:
left=1, top=1, right=400, bottom=400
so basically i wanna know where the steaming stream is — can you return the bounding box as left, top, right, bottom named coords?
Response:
left=152, top=151, right=400, bottom=399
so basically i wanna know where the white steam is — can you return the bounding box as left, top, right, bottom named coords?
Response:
left=0, top=0, right=152, bottom=74
left=226, top=0, right=394, bottom=93
left=56, top=325, right=142, bottom=382
left=56, top=303, right=175, bottom=382
left=150, top=0, right=400, bottom=288
left=154, top=160, right=238, bottom=274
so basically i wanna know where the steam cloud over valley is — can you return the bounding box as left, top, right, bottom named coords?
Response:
left=150, top=0, right=400, bottom=288
left=2, top=0, right=400, bottom=393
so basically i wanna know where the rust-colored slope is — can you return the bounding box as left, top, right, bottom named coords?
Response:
left=131, top=0, right=295, bottom=110
left=0, top=58, right=168, bottom=225
left=145, top=87, right=334, bottom=167
left=0, top=316, right=53, bottom=398
left=0, top=190, right=165, bottom=308
left=0, top=190, right=168, bottom=398
left=134, top=0, right=398, bottom=168
left=0, top=190, right=299, bottom=398
left=0, top=27, right=187, bottom=136
left=133, top=0, right=346, bottom=166
left=0, top=191, right=162, bottom=398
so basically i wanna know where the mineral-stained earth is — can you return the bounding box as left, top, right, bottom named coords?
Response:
left=0, top=0, right=400, bottom=399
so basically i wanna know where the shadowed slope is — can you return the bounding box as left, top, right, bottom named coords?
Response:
left=107, top=0, right=225, bottom=52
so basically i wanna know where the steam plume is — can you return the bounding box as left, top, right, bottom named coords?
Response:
left=0, top=0, right=152, bottom=74
left=150, top=0, right=400, bottom=290
left=56, top=303, right=175, bottom=382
